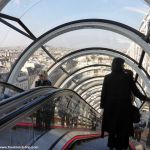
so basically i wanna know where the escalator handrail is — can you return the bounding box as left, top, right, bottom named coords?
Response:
left=0, top=81, right=24, bottom=93
left=0, top=88, right=100, bottom=131
left=0, top=89, right=59, bottom=127
left=70, top=89, right=100, bottom=114
left=0, top=87, right=99, bottom=115
left=0, top=86, right=54, bottom=106
left=0, top=87, right=57, bottom=115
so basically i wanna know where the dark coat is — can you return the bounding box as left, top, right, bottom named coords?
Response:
left=100, top=71, right=146, bottom=136
left=35, top=80, right=52, bottom=87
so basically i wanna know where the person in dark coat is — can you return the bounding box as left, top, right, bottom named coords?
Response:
left=100, top=57, right=150, bottom=150
left=35, top=70, right=52, bottom=129
left=35, top=70, right=52, bottom=87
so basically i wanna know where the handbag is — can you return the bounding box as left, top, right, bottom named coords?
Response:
left=131, top=105, right=141, bottom=123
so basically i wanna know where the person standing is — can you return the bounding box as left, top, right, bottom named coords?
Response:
left=35, top=70, right=52, bottom=129
left=100, top=57, right=150, bottom=150
left=35, top=70, right=52, bottom=87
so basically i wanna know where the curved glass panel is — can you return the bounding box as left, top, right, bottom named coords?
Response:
left=137, top=76, right=147, bottom=94
left=84, top=90, right=101, bottom=100
left=0, top=1, right=150, bottom=148
left=62, top=55, right=113, bottom=74
left=2, top=0, right=42, bottom=18
left=75, top=74, right=103, bottom=86
left=2, top=18, right=30, bottom=34
left=142, top=53, right=150, bottom=76
left=86, top=94, right=100, bottom=103
left=59, top=64, right=110, bottom=88
left=15, top=47, right=55, bottom=89
left=49, top=67, right=64, bottom=87
left=61, top=80, right=75, bottom=89
left=126, top=43, right=143, bottom=62
left=73, top=71, right=104, bottom=83
left=75, top=79, right=103, bottom=93
left=2, top=0, right=149, bottom=37
left=0, top=88, right=99, bottom=147
left=0, top=22, right=32, bottom=48
left=1, top=0, right=150, bottom=95
left=3, top=18, right=150, bottom=93
left=45, top=30, right=133, bottom=60
left=82, top=87, right=102, bottom=99
left=0, top=82, right=23, bottom=101
left=0, top=22, right=32, bottom=81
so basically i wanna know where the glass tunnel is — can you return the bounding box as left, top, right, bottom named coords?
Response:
left=0, top=0, right=150, bottom=149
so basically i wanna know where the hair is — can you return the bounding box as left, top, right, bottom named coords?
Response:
left=111, top=57, right=125, bottom=72
left=124, top=69, right=134, bottom=77
left=39, top=70, right=48, bottom=79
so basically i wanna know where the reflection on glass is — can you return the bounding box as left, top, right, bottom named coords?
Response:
left=143, top=53, right=150, bottom=76
left=0, top=90, right=100, bottom=146
left=130, top=102, right=150, bottom=150
left=61, top=55, right=112, bottom=75
left=46, top=30, right=133, bottom=60
left=0, top=22, right=33, bottom=82
left=49, top=67, right=64, bottom=87
left=14, top=48, right=54, bottom=89
left=137, top=76, right=146, bottom=95
left=2, top=0, right=149, bottom=37
left=126, top=43, right=142, bottom=62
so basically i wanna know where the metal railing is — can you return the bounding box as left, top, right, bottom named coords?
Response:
left=0, top=85, right=100, bottom=147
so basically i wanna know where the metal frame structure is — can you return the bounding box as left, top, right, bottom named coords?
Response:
left=82, top=90, right=101, bottom=100
left=144, top=0, right=150, bottom=6
left=81, top=86, right=102, bottom=98
left=48, top=47, right=149, bottom=77
left=73, top=76, right=104, bottom=92
left=0, top=13, right=74, bottom=88
left=0, top=13, right=149, bottom=109
left=0, top=0, right=10, bottom=11
left=76, top=84, right=103, bottom=96
left=2, top=19, right=149, bottom=88
left=59, top=64, right=111, bottom=88
left=86, top=94, right=100, bottom=103
left=46, top=48, right=150, bottom=94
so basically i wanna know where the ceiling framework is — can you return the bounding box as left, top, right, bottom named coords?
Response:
left=86, top=95, right=100, bottom=104
left=144, top=0, right=150, bottom=6
left=79, top=84, right=103, bottom=96
left=0, top=0, right=10, bottom=11
left=81, top=86, right=102, bottom=98
left=0, top=16, right=149, bottom=109
left=57, top=64, right=111, bottom=88
left=47, top=48, right=150, bottom=95
left=48, top=48, right=149, bottom=77
left=5, top=19, right=150, bottom=88
left=86, top=91, right=101, bottom=99
left=73, top=76, right=104, bottom=92
left=0, top=1, right=149, bottom=118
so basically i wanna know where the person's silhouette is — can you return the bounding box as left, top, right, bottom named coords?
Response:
left=100, top=57, right=150, bottom=150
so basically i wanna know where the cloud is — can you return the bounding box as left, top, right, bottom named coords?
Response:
left=14, top=0, right=20, bottom=5
left=124, top=7, right=147, bottom=15
left=117, top=38, right=131, bottom=44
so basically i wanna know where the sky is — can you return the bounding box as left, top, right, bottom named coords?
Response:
left=0, top=0, right=149, bottom=50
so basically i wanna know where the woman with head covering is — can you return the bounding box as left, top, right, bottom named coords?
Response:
left=100, top=57, right=150, bottom=150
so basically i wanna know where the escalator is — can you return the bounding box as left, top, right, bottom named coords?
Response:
left=0, top=82, right=149, bottom=150
left=0, top=82, right=101, bottom=149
